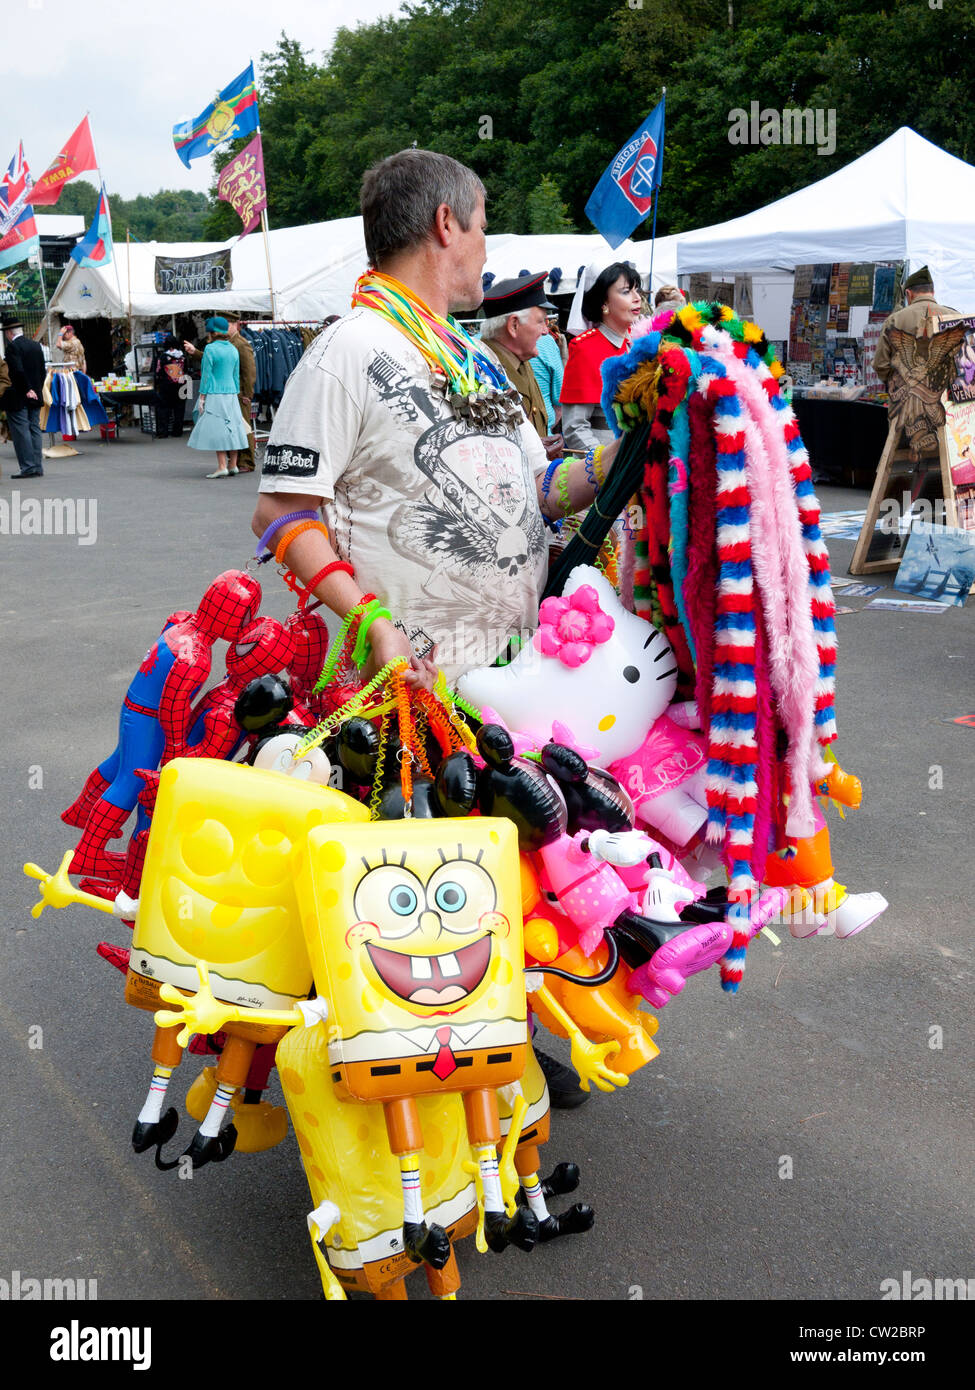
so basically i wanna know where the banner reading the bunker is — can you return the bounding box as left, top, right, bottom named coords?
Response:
left=154, top=249, right=233, bottom=295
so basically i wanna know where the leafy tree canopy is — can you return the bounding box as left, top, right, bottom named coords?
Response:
left=59, top=0, right=975, bottom=244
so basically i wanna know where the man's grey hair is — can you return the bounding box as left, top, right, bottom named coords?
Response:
left=361, top=148, right=486, bottom=268
left=480, top=307, right=534, bottom=342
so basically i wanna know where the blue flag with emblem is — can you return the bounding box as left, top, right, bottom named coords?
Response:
left=172, top=64, right=260, bottom=168
left=585, top=96, right=665, bottom=250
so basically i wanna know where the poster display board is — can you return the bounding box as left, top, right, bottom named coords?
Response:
left=787, top=261, right=903, bottom=392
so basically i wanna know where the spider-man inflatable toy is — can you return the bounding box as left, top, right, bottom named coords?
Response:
left=84, top=616, right=303, bottom=908
left=283, top=610, right=331, bottom=721
left=63, top=570, right=262, bottom=879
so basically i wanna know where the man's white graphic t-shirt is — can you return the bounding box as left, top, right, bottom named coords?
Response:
left=259, top=308, right=549, bottom=683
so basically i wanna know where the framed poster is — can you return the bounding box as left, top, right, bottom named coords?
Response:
left=793, top=264, right=814, bottom=299
left=935, top=314, right=975, bottom=404
left=848, top=264, right=875, bottom=307
left=942, top=395, right=975, bottom=530
left=893, top=521, right=975, bottom=605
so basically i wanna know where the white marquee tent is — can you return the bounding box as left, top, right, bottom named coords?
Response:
left=47, top=219, right=678, bottom=325
left=677, top=127, right=975, bottom=313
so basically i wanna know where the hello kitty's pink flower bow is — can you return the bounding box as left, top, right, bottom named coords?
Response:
left=535, top=586, right=614, bottom=667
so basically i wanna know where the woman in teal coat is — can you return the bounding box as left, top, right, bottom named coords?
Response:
left=187, top=315, right=249, bottom=477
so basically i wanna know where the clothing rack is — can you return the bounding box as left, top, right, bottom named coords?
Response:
left=241, top=319, right=323, bottom=329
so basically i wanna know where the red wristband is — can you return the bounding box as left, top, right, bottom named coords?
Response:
left=307, top=560, right=355, bottom=589
left=350, top=592, right=377, bottom=618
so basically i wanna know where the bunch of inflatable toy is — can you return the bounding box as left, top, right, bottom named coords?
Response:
left=24, top=304, right=886, bottom=1300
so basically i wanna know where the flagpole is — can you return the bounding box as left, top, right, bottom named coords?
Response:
left=251, top=65, right=277, bottom=321
left=86, top=114, right=127, bottom=367
left=259, top=207, right=278, bottom=320
left=647, top=87, right=665, bottom=294
left=35, top=247, right=53, bottom=355
left=127, top=226, right=137, bottom=381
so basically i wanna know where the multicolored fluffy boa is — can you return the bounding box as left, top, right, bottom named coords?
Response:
left=601, top=302, right=838, bottom=991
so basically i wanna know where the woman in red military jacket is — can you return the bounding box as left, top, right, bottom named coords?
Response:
left=560, top=262, right=642, bottom=453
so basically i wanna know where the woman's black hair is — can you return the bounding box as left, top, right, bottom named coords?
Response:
left=581, top=261, right=640, bottom=325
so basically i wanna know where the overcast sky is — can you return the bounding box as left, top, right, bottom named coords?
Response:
left=0, top=0, right=398, bottom=200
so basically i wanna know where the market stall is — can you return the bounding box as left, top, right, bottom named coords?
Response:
left=674, top=128, right=975, bottom=483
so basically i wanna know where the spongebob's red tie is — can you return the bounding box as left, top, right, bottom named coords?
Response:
left=432, top=1026, right=458, bottom=1080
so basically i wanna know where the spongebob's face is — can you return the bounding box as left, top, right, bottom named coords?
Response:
left=298, top=819, right=525, bottom=1034
left=349, top=852, right=508, bottom=1012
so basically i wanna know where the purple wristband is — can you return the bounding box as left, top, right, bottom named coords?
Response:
left=255, top=509, right=320, bottom=564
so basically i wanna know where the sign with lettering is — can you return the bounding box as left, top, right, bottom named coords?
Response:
left=848, top=263, right=875, bottom=307
left=153, top=249, right=233, bottom=295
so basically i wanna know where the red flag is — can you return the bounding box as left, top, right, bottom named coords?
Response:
left=31, top=116, right=98, bottom=206
left=216, top=132, right=267, bottom=236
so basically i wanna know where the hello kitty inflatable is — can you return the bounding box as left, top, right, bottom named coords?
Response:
left=459, top=566, right=710, bottom=849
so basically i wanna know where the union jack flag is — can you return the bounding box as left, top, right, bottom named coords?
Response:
left=0, top=142, right=39, bottom=271
left=0, top=141, right=39, bottom=271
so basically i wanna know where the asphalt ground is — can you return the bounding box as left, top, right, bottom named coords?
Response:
left=1, top=428, right=973, bottom=1308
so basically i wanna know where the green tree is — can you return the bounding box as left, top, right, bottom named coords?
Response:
left=526, top=175, right=575, bottom=233
left=51, top=180, right=212, bottom=241
left=57, top=0, right=975, bottom=249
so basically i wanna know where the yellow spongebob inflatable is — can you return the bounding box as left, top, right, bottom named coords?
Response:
left=291, top=817, right=538, bottom=1270
left=26, top=762, right=598, bottom=1299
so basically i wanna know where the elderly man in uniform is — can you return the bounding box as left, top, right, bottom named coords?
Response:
left=479, top=272, right=563, bottom=460
left=872, top=266, right=956, bottom=386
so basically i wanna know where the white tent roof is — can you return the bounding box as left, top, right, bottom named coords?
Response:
left=483, top=232, right=678, bottom=296
left=676, top=127, right=975, bottom=310
left=48, top=220, right=677, bottom=323
left=49, top=217, right=370, bottom=321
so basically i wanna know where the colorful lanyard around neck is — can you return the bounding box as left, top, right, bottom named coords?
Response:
left=352, top=270, right=506, bottom=396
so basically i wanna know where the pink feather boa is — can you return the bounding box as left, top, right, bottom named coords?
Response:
left=707, top=330, right=821, bottom=837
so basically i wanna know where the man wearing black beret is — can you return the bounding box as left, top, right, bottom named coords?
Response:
left=480, top=272, right=563, bottom=460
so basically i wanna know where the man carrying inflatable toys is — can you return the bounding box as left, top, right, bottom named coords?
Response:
left=250, top=148, right=624, bottom=1102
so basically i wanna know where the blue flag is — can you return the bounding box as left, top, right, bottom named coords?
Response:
left=71, top=184, right=113, bottom=268
left=585, top=97, right=665, bottom=250
left=172, top=64, right=260, bottom=168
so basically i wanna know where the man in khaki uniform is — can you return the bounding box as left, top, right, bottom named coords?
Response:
left=479, top=272, right=562, bottom=460
left=872, top=266, right=956, bottom=386
left=225, top=312, right=257, bottom=471
left=56, top=323, right=86, bottom=373
left=872, top=266, right=962, bottom=456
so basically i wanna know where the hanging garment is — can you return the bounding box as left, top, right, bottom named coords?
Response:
left=75, top=371, right=108, bottom=427
left=39, top=368, right=102, bottom=434
left=241, top=326, right=309, bottom=407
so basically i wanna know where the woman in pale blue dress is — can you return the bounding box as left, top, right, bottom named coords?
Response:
left=187, top=315, right=249, bottom=477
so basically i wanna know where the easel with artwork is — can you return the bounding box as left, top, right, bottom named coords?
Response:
left=849, top=420, right=957, bottom=573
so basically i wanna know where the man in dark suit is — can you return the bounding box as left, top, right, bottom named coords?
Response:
left=2, top=313, right=47, bottom=477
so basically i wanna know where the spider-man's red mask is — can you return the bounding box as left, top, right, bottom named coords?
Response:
left=196, top=570, right=264, bottom=641
left=227, top=618, right=296, bottom=685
